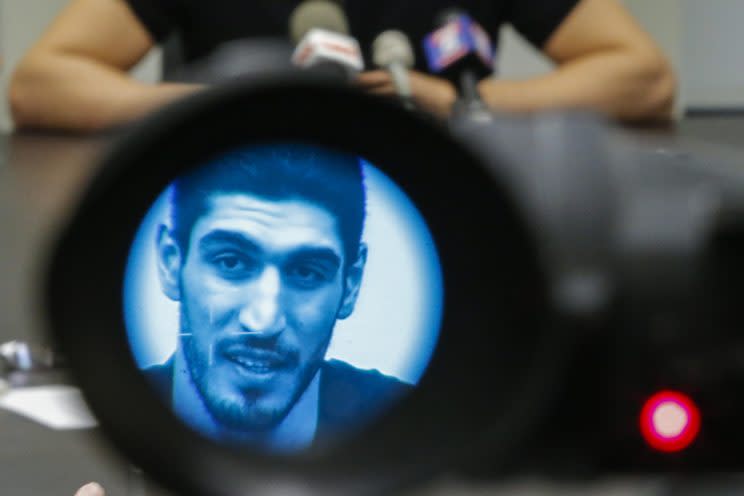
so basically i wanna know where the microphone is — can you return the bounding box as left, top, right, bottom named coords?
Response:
left=372, top=30, right=416, bottom=110
left=423, top=10, right=494, bottom=119
left=289, top=0, right=364, bottom=81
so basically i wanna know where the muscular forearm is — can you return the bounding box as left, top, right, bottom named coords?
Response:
left=9, top=53, right=201, bottom=132
left=478, top=49, right=676, bottom=122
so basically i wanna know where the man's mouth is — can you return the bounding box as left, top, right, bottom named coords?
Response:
left=223, top=346, right=290, bottom=376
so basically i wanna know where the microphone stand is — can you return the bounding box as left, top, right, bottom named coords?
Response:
left=453, top=71, right=492, bottom=123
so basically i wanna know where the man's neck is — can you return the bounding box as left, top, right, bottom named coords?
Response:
left=172, top=345, right=320, bottom=452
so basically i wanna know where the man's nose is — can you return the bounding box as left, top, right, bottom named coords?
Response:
left=238, top=265, right=286, bottom=336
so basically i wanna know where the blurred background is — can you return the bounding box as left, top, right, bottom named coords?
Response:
left=1, top=0, right=743, bottom=130
left=0, top=1, right=743, bottom=495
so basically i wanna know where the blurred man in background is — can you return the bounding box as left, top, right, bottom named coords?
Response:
left=9, top=0, right=675, bottom=131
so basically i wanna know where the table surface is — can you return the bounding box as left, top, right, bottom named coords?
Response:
left=2, top=116, right=744, bottom=496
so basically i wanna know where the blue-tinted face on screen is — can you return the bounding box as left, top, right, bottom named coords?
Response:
left=123, top=144, right=443, bottom=453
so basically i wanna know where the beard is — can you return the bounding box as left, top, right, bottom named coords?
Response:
left=181, top=333, right=329, bottom=434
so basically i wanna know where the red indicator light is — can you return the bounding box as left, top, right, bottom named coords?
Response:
left=640, top=391, right=700, bottom=453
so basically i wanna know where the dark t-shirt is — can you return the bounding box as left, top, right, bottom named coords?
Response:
left=144, top=357, right=412, bottom=441
left=124, top=0, right=580, bottom=72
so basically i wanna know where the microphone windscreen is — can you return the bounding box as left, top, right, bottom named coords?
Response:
left=372, top=30, right=415, bottom=69
left=423, top=14, right=494, bottom=77
left=289, top=0, right=350, bottom=43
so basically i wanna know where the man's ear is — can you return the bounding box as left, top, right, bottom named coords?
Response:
left=338, top=243, right=367, bottom=320
left=156, top=224, right=183, bottom=301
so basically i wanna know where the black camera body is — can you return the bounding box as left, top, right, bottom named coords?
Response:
left=455, top=113, right=744, bottom=475
left=46, top=74, right=744, bottom=495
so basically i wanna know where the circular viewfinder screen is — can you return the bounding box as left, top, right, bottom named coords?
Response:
left=123, top=143, right=443, bottom=453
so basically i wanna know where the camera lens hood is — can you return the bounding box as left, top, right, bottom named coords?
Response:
left=46, top=74, right=566, bottom=495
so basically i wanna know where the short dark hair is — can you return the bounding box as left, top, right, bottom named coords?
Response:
left=169, top=143, right=367, bottom=265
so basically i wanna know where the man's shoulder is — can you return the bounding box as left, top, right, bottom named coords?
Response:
left=142, top=358, right=174, bottom=399
left=321, top=359, right=412, bottom=397
left=318, top=359, right=412, bottom=434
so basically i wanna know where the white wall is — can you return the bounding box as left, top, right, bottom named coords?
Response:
left=681, top=0, right=744, bottom=109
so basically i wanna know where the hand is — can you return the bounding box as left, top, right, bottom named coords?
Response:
left=74, top=482, right=105, bottom=496
left=355, top=70, right=457, bottom=119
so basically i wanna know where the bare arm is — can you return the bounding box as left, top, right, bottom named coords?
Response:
left=478, top=0, right=677, bottom=121
left=9, top=0, right=201, bottom=132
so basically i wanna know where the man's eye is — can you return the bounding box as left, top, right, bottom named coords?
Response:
left=212, top=253, right=256, bottom=278
left=286, top=264, right=329, bottom=288
left=218, top=256, right=241, bottom=270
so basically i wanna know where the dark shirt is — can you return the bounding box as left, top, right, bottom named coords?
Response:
left=144, top=357, right=412, bottom=441
left=124, top=0, right=580, bottom=72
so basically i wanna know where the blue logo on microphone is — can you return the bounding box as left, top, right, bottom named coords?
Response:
left=423, top=14, right=494, bottom=73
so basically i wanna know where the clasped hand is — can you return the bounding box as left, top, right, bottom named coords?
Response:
left=355, top=70, right=458, bottom=118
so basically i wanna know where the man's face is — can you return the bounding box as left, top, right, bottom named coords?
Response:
left=158, top=192, right=365, bottom=433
